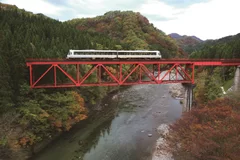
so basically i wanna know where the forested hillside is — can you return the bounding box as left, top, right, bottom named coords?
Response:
left=190, top=33, right=240, bottom=58
left=0, top=3, right=125, bottom=159
left=188, top=33, right=240, bottom=104
left=163, top=34, right=240, bottom=157
left=161, top=34, right=240, bottom=160
left=169, top=33, right=203, bottom=54
left=67, top=11, right=182, bottom=58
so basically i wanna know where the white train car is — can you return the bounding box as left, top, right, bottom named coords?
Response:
left=117, top=50, right=161, bottom=59
left=67, top=49, right=117, bottom=59
left=66, top=49, right=161, bottom=59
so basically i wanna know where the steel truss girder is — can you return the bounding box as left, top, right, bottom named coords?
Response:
left=27, top=62, right=196, bottom=88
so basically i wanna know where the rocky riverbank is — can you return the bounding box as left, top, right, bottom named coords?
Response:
left=152, top=83, right=185, bottom=160
left=168, top=83, right=185, bottom=99
left=152, top=124, right=173, bottom=160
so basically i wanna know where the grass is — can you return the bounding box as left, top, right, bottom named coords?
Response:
left=223, top=78, right=234, bottom=91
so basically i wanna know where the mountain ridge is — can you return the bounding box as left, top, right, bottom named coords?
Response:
left=190, top=33, right=240, bottom=58
left=169, top=33, right=203, bottom=54
left=169, top=33, right=203, bottom=42
left=66, top=11, right=184, bottom=58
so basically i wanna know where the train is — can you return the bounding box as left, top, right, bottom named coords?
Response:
left=66, top=49, right=162, bottom=59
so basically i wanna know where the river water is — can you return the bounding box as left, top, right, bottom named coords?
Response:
left=32, top=84, right=182, bottom=160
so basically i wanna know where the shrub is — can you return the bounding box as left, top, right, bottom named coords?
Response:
left=162, top=97, right=240, bottom=160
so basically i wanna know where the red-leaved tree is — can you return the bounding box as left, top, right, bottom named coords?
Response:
left=162, top=95, right=240, bottom=160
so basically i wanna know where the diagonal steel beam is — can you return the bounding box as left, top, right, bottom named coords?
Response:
left=121, top=64, right=140, bottom=84
left=101, top=65, right=120, bottom=84
left=32, top=65, right=53, bottom=87
left=79, top=64, right=99, bottom=86
left=140, top=64, right=158, bottom=84
left=56, top=65, right=77, bottom=85
left=178, top=64, right=192, bottom=81
left=160, top=64, right=177, bottom=81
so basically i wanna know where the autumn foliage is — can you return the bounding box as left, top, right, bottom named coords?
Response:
left=18, top=91, right=88, bottom=147
left=163, top=96, right=240, bottom=160
left=68, top=11, right=180, bottom=58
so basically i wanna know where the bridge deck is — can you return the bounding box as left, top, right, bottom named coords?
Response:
left=26, top=59, right=240, bottom=66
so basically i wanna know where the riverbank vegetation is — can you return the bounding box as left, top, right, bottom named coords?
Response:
left=188, top=32, right=240, bottom=103
left=0, top=3, right=118, bottom=159
left=189, top=32, right=240, bottom=102
left=162, top=31, right=240, bottom=160
left=163, top=94, right=240, bottom=160
left=194, top=66, right=235, bottom=103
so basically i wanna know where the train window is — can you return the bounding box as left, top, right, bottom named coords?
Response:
left=68, top=50, right=160, bottom=58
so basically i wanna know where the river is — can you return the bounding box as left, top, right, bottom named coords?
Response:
left=32, top=83, right=182, bottom=160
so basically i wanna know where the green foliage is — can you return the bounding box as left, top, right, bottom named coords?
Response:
left=194, top=67, right=224, bottom=103
left=190, top=33, right=240, bottom=59
left=205, top=67, right=223, bottom=100
left=18, top=87, right=88, bottom=146
left=0, top=3, right=120, bottom=150
left=223, top=78, right=234, bottom=91
left=194, top=70, right=208, bottom=103
left=0, top=55, right=14, bottom=113
left=0, top=136, right=8, bottom=146
left=0, top=3, right=121, bottom=113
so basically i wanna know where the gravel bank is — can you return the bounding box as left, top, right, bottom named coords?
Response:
left=152, top=83, right=185, bottom=160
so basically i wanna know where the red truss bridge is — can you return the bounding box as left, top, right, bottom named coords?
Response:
left=26, top=59, right=240, bottom=88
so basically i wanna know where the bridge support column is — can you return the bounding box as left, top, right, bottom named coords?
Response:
left=233, top=66, right=240, bottom=92
left=182, top=83, right=195, bottom=112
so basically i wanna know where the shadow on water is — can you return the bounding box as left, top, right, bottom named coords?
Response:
left=71, top=118, right=114, bottom=160
left=32, top=84, right=182, bottom=160
left=32, top=99, right=119, bottom=160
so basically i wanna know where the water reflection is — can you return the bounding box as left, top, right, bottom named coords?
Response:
left=72, top=118, right=113, bottom=160
left=32, top=84, right=182, bottom=160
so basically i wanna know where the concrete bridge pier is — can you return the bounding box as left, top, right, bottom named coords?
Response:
left=182, top=83, right=195, bottom=112
left=233, top=66, right=240, bottom=92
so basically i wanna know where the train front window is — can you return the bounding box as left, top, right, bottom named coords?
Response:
left=68, top=50, right=72, bottom=55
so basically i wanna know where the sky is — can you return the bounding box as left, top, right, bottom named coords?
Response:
left=1, top=0, right=240, bottom=40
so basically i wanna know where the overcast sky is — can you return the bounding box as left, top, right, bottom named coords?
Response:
left=1, top=0, right=240, bottom=40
